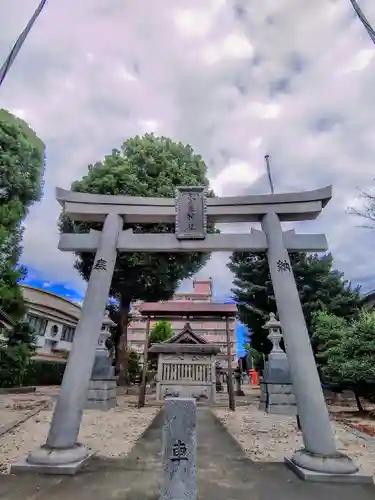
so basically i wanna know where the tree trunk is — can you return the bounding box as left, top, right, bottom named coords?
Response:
left=354, top=389, right=365, bottom=413
left=117, top=295, right=131, bottom=386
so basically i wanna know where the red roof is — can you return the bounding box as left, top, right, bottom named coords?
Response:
left=139, top=301, right=237, bottom=317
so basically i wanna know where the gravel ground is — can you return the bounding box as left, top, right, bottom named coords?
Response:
left=0, top=396, right=159, bottom=475
left=0, top=394, right=50, bottom=430
left=214, top=403, right=375, bottom=476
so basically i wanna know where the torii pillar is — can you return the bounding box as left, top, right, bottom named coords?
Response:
left=12, top=213, right=123, bottom=473
left=262, top=212, right=358, bottom=478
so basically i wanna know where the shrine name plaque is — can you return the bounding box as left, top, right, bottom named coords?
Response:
left=175, top=186, right=207, bottom=240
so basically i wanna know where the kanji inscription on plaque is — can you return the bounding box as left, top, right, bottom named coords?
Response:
left=175, top=186, right=207, bottom=240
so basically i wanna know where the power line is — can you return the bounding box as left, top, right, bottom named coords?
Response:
left=0, top=0, right=48, bottom=89
left=349, top=0, right=375, bottom=44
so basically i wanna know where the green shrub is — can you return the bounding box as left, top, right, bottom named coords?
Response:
left=0, top=344, right=33, bottom=388
left=23, top=360, right=66, bottom=386
left=128, top=350, right=141, bottom=383
left=149, top=321, right=173, bottom=344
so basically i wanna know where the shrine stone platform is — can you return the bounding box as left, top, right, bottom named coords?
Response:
left=1, top=408, right=374, bottom=500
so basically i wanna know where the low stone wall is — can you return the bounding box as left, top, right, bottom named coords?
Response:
left=0, top=387, right=36, bottom=395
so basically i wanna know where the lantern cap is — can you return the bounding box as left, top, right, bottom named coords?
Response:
left=263, top=312, right=281, bottom=330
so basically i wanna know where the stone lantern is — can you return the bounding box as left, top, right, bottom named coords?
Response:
left=97, top=312, right=116, bottom=351
left=259, top=313, right=297, bottom=415
left=264, top=313, right=287, bottom=378
left=85, top=312, right=117, bottom=410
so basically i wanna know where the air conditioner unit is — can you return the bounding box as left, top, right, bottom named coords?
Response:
left=46, top=324, right=60, bottom=340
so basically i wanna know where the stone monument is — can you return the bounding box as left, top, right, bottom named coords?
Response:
left=161, top=398, right=196, bottom=500
left=12, top=184, right=371, bottom=483
left=85, top=313, right=117, bottom=410
left=259, top=313, right=297, bottom=415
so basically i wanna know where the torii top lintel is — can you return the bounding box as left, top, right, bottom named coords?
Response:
left=56, top=185, right=332, bottom=224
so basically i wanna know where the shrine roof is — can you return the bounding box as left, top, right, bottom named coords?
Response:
left=148, top=322, right=220, bottom=355
left=148, top=343, right=221, bottom=355
left=164, top=322, right=207, bottom=344
left=139, top=301, right=237, bottom=317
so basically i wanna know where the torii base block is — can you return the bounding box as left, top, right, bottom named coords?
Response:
left=285, top=457, right=373, bottom=484
left=11, top=446, right=93, bottom=475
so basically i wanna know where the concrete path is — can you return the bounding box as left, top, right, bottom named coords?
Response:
left=0, top=408, right=374, bottom=499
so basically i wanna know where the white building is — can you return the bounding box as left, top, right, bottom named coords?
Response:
left=19, top=285, right=112, bottom=361
left=128, top=279, right=237, bottom=368
left=20, top=285, right=82, bottom=360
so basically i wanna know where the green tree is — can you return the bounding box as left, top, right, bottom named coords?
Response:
left=0, top=110, right=45, bottom=320
left=5, top=319, right=36, bottom=349
left=0, top=109, right=45, bottom=235
left=0, top=343, right=33, bottom=388
left=321, top=310, right=375, bottom=411
left=149, top=320, right=173, bottom=344
left=229, top=252, right=363, bottom=354
left=0, top=226, right=27, bottom=318
left=247, top=346, right=264, bottom=372
left=311, top=310, right=346, bottom=385
left=128, top=350, right=141, bottom=383
left=148, top=321, right=173, bottom=372
left=0, top=318, right=36, bottom=389
left=60, top=134, right=215, bottom=384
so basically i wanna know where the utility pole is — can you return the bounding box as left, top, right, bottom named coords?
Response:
left=0, top=0, right=48, bottom=89
left=349, top=0, right=375, bottom=44
left=264, top=154, right=275, bottom=194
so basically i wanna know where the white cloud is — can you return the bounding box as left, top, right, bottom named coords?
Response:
left=173, top=8, right=213, bottom=38
left=1, top=0, right=375, bottom=296
left=250, top=137, right=262, bottom=149
left=341, top=48, right=375, bottom=74
left=138, top=119, right=160, bottom=132
left=222, top=33, right=254, bottom=59
left=247, top=102, right=281, bottom=120
left=8, top=108, right=27, bottom=120
left=211, top=160, right=262, bottom=196
left=117, top=66, right=138, bottom=82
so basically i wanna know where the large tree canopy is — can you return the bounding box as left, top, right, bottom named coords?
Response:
left=0, top=226, right=27, bottom=318
left=0, top=109, right=44, bottom=234
left=313, top=309, right=375, bottom=410
left=60, top=134, right=215, bottom=382
left=229, top=252, right=363, bottom=354
left=0, top=110, right=45, bottom=319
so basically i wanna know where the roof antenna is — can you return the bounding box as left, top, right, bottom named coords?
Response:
left=265, top=154, right=274, bottom=194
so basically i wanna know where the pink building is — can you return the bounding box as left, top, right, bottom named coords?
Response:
left=128, top=279, right=237, bottom=368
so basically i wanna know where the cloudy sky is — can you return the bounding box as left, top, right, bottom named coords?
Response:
left=1, top=0, right=375, bottom=310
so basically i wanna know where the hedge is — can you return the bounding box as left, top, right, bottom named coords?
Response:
left=23, top=359, right=66, bottom=386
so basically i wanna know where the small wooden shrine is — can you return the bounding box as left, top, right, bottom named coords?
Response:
left=149, top=322, right=220, bottom=403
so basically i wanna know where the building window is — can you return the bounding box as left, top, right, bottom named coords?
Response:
left=61, top=325, right=76, bottom=342
left=27, top=314, right=47, bottom=336
left=50, top=324, right=59, bottom=337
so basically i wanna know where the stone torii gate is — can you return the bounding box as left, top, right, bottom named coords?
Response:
left=13, top=185, right=361, bottom=481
